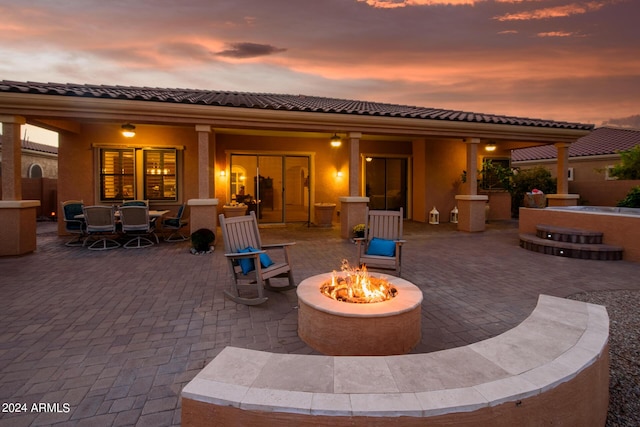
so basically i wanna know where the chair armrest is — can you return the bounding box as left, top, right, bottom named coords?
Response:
left=224, top=251, right=265, bottom=259
left=261, top=242, right=296, bottom=249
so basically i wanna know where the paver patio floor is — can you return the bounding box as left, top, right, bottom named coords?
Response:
left=1, top=219, right=639, bottom=426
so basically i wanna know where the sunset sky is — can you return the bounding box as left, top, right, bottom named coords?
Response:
left=1, top=0, right=639, bottom=145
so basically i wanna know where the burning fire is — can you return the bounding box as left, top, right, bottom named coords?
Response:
left=320, top=260, right=397, bottom=304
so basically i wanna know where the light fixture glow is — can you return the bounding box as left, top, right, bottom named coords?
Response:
left=330, top=133, right=342, bottom=147
left=485, top=143, right=496, bottom=152
left=336, top=171, right=343, bottom=178
left=121, top=123, right=136, bottom=138
left=365, top=156, right=373, bottom=162
left=220, top=170, right=226, bottom=177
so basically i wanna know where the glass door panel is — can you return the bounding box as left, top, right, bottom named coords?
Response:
left=256, top=156, right=283, bottom=223
left=284, top=156, right=310, bottom=223
left=365, top=157, right=407, bottom=214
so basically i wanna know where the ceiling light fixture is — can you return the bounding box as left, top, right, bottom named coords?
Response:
left=121, top=123, right=136, bottom=138
left=330, top=133, right=342, bottom=147
left=485, top=143, right=496, bottom=152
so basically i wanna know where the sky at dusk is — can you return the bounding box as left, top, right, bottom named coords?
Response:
left=1, top=0, right=640, bottom=146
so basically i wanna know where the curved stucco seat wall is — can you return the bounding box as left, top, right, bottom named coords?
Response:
left=181, top=295, right=609, bottom=427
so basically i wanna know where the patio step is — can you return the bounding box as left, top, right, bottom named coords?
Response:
left=519, top=229, right=623, bottom=261
left=535, top=224, right=604, bottom=244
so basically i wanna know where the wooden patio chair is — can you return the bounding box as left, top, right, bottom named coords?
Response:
left=355, top=207, right=405, bottom=275
left=218, top=211, right=296, bottom=305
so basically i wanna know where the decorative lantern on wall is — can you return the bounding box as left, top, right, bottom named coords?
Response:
left=429, top=206, right=440, bottom=225
left=450, top=206, right=459, bottom=224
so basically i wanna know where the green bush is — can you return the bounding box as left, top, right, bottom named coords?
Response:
left=617, top=186, right=640, bottom=208
left=510, top=167, right=556, bottom=217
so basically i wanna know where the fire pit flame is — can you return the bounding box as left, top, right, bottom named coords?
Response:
left=320, top=260, right=397, bottom=304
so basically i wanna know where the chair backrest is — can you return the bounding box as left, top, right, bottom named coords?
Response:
left=176, top=203, right=186, bottom=219
left=83, top=206, right=117, bottom=233
left=218, top=211, right=262, bottom=253
left=122, top=200, right=148, bottom=207
left=120, top=206, right=151, bottom=232
left=365, top=207, right=403, bottom=241
left=61, top=200, right=84, bottom=231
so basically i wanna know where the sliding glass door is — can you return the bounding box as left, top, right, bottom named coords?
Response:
left=365, top=157, right=407, bottom=214
left=230, top=154, right=310, bottom=224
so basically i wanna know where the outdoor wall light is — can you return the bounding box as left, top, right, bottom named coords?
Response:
left=336, top=171, right=343, bottom=178
left=330, top=133, right=342, bottom=147
left=220, top=170, right=226, bottom=177
left=485, top=143, right=496, bottom=152
left=121, top=123, right=136, bottom=138
left=365, top=156, right=373, bottom=162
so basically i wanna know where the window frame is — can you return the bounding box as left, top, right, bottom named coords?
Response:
left=97, top=147, right=180, bottom=203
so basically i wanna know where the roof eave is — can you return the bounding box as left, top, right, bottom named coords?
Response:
left=0, top=92, right=591, bottom=143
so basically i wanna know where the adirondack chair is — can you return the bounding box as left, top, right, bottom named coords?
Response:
left=218, top=211, right=296, bottom=305
left=355, top=207, right=405, bottom=275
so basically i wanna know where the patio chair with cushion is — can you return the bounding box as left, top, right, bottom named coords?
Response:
left=162, top=203, right=189, bottom=242
left=218, top=211, right=296, bottom=305
left=355, top=207, right=405, bottom=275
left=82, top=205, right=121, bottom=250
left=61, top=200, right=86, bottom=246
left=119, top=206, right=159, bottom=248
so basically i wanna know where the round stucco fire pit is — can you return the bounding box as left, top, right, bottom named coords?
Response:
left=297, top=272, right=423, bottom=356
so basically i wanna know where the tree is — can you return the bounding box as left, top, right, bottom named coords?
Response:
left=609, top=145, right=640, bottom=180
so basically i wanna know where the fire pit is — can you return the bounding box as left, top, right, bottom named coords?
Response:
left=297, top=267, right=422, bottom=356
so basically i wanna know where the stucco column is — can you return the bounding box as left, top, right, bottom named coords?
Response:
left=195, top=125, right=213, bottom=199
left=455, top=138, right=488, bottom=232
left=189, top=125, right=218, bottom=238
left=1, top=116, right=26, bottom=200
left=547, top=142, right=579, bottom=206
left=555, top=142, right=570, bottom=195
left=348, top=132, right=361, bottom=197
left=0, top=116, right=40, bottom=256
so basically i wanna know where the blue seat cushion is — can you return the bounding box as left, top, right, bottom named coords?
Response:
left=163, top=218, right=182, bottom=228
left=237, top=246, right=275, bottom=274
left=366, top=237, right=396, bottom=257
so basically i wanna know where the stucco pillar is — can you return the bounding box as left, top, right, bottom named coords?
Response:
left=547, top=142, right=579, bottom=206
left=189, top=125, right=218, bottom=238
left=195, top=125, right=213, bottom=199
left=455, top=138, right=488, bottom=232
left=1, top=116, right=25, bottom=200
left=338, top=133, right=366, bottom=239
left=347, top=132, right=361, bottom=197
left=0, top=116, right=40, bottom=256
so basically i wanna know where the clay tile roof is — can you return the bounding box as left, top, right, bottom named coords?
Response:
left=0, top=136, right=58, bottom=154
left=511, top=127, right=640, bottom=162
left=0, top=80, right=594, bottom=131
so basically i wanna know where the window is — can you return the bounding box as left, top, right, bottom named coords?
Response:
left=144, top=150, right=177, bottom=200
left=567, top=167, right=574, bottom=182
left=99, top=148, right=178, bottom=202
left=28, top=163, right=43, bottom=178
left=100, top=149, right=135, bottom=201
left=605, top=165, right=617, bottom=181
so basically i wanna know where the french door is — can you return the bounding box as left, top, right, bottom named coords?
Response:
left=229, top=154, right=310, bottom=224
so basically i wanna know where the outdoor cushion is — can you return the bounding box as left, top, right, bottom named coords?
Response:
left=237, top=246, right=275, bottom=274
left=366, top=237, right=396, bottom=257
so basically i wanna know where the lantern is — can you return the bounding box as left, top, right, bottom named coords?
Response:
left=429, top=206, right=440, bottom=225
left=450, top=206, right=458, bottom=224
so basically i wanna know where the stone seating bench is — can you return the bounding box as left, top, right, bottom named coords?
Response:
left=181, top=295, right=610, bottom=427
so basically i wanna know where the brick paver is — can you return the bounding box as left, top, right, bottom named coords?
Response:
left=1, top=219, right=639, bottom=426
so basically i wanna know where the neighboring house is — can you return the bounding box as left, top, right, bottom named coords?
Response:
left=512, top=127, right=640, bottom=206
left=0, top=138, right=58, bottom=179
left=0, top=80, right=593, bottom=255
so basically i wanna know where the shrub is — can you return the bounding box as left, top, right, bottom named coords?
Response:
left=510, top=167, right=556, bottom=217
left=617, top=186, right=640, bottom=208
